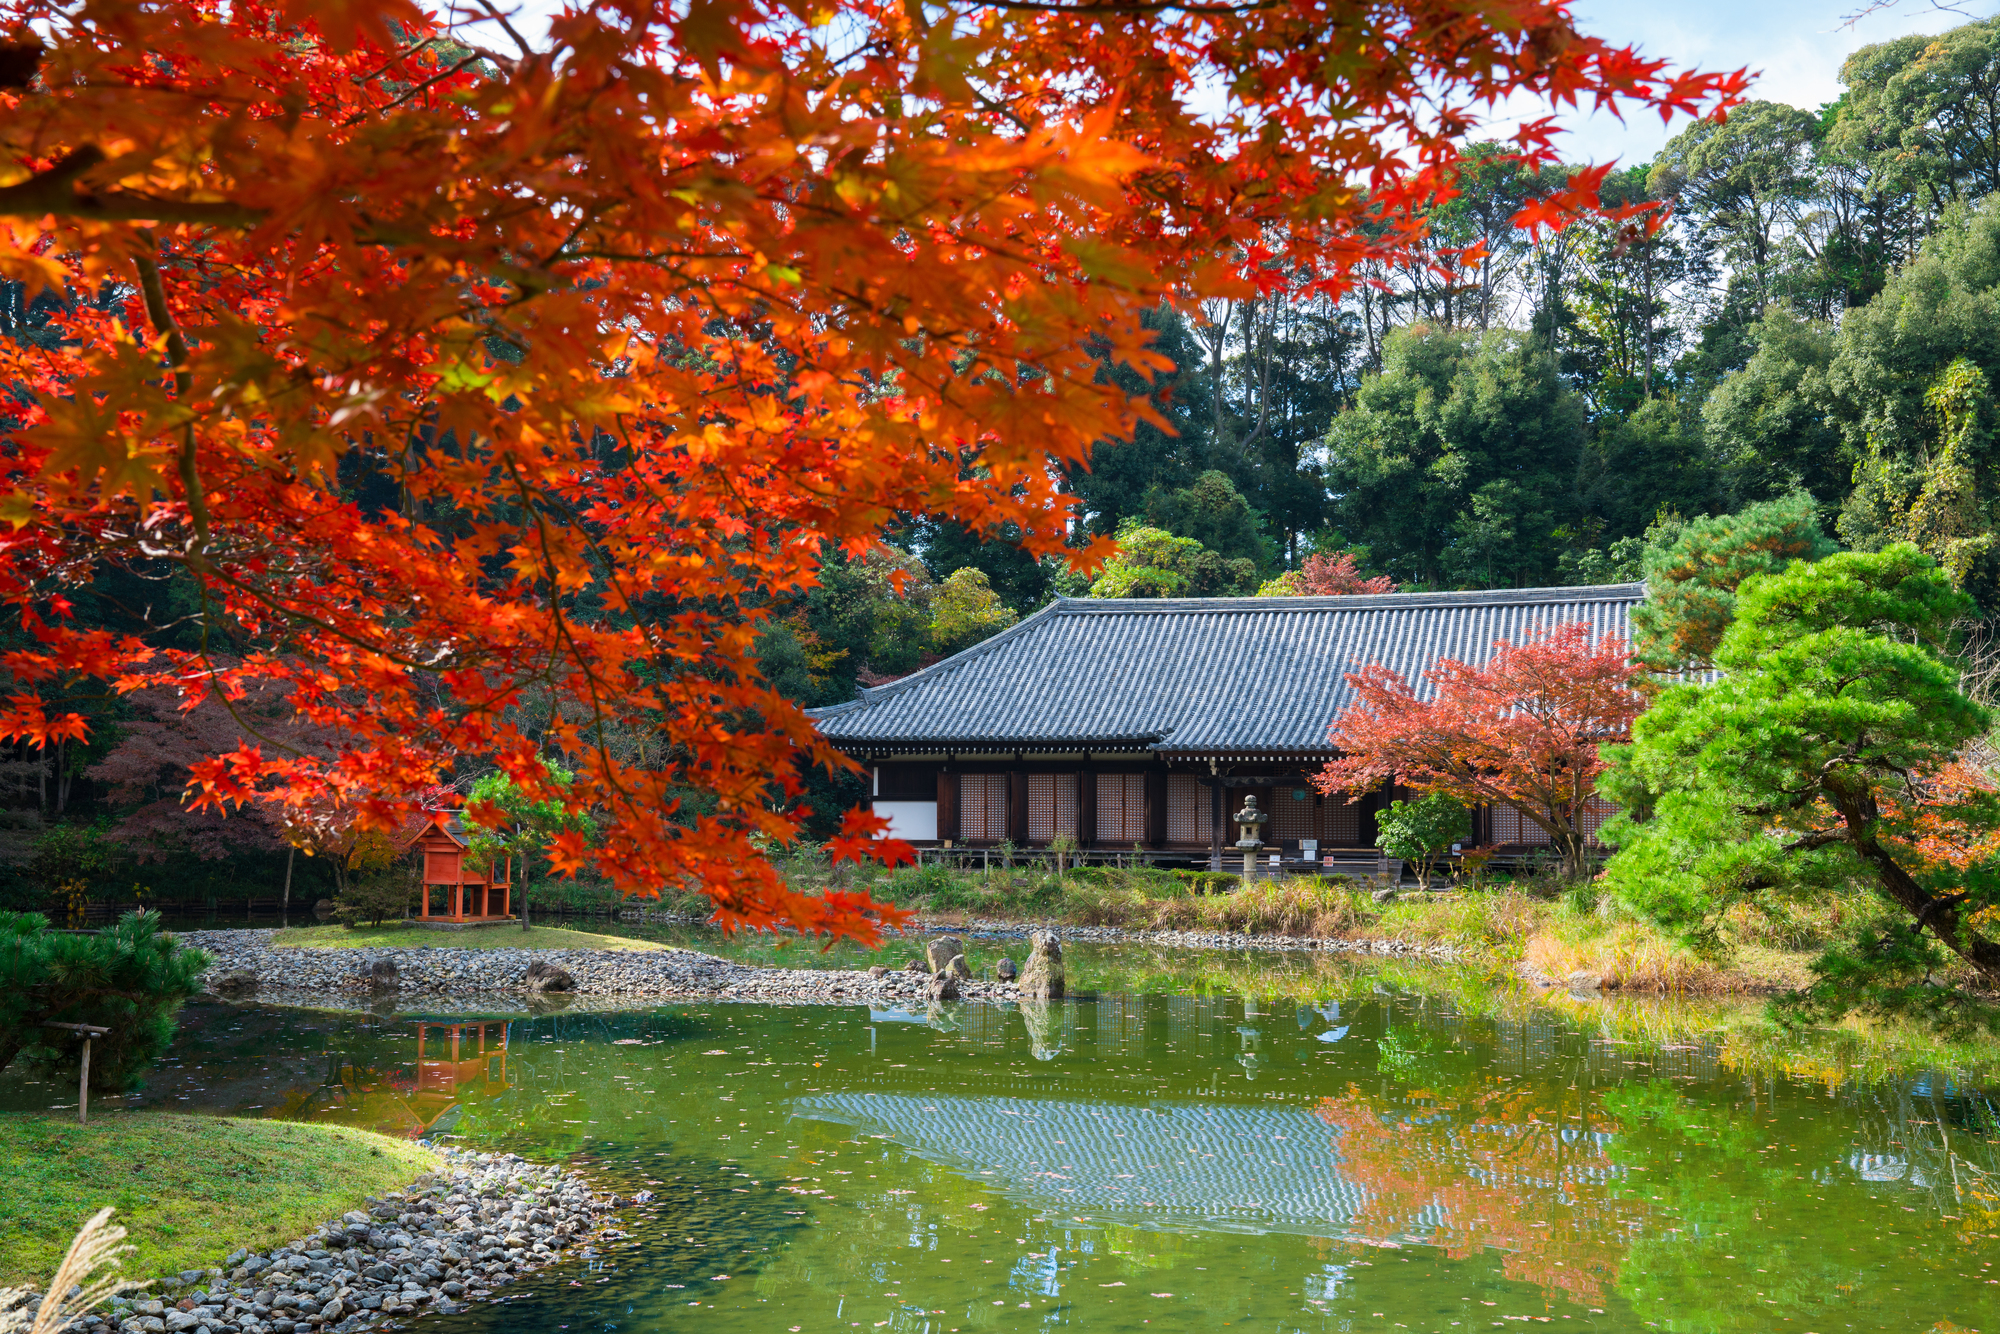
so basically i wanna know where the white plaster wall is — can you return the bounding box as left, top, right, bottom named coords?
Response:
left=872, top=800, right=937, bottom=841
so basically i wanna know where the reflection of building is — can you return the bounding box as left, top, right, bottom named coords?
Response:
left=323, top=1021, right=511, bottom=1138
left=794, top=1092, right=1423, bottom=1238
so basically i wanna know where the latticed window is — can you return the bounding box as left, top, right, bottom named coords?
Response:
left=1272, top=787, right=1315, bottom=841
left=959, top=773, right=1008, bottom=841
left=1317, top=795, right=1361, bottom=846
left=1575, top=795, right=1620, bottom=844
left=1491, top=796, right=1619, bottom=847
left=1096, top=773, right=1146, bottom=844
left=1027, top=773, right=1078, bottom=842
left=1166, top=774, right=1213, bottom=844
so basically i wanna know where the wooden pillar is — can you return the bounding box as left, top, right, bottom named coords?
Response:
left=503, top=857, right=511, bottom=919
left=936, top=770, right=958, bottom=845
left=454, top=854, right=463, bottom=921
left=1209, top=777, right=1224, bottom=871
left=1078, top=760, right=1097, bottom=848
left=1143, top=766, right=1165, bottom=850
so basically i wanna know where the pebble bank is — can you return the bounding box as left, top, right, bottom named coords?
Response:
left=0, top=1148, right=634, bottom=1334
left=179, top=930, right=1017, bottom=1006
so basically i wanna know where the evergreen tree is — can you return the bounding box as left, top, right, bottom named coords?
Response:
left=1601, top=547, right=2000, bottom=1033
left=1629, top=492, right=1839, bottom=672
left=1323, top=326, right=1586, bottom=587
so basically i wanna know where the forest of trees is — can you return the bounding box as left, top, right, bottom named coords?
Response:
left=765, top=14, right=2000, bottom=711
left=8, top=12, right=2000, bottom=897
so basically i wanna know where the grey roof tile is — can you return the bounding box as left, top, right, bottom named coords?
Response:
left=810, top=584, right=1644, bottom=754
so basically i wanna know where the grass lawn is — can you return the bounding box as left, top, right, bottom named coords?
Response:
left=268, top=923, right=671, bottom=951
left=0, top=1112, right=439, bottom=1287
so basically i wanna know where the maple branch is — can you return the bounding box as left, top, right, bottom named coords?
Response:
left=0, top=147, right=262, bottom=226
left=462, top=0, right=534, bottom=60
left=341, top=52, right=484, bottom=127
left=131, top=234, right=211, bottom=567
left=349, top=35, right=440, bottom=85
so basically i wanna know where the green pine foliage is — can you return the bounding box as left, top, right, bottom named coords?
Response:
left=0, top=910, right=210, bottom=1090
left=1599, top=546, right=2000, bottom=1033
left=1629, top=491, right=1839, bottom=671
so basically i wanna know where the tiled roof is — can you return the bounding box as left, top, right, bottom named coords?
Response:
left=809, top=584, right=1644, bottom=755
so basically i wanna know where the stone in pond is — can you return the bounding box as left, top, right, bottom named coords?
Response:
left=524, top=961, right=575, bottom=993
left=1017, top=931, right=1063, bottom=999
left=995, top=957, right=1017, bottom=982
left=925, top=936, right=965, bottom=972
left=369, top=958, right=399, bottom=993
left=208, top=968, right=258, bottom=998
left=904, top=957, right=927, bottom=973
left=927, top=968, right=960, bottom=1002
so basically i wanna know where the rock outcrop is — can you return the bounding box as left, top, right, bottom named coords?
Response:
left=1016, top=931, right=1063, bottom=999
left=523, top=961, right=574, bottom=993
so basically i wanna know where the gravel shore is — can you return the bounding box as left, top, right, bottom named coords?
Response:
left=180, top=930, right=1016, bottom=1006
left=615, top=908, right=1463, bottom=961
left=0, top=1148, right=631, bottom=1334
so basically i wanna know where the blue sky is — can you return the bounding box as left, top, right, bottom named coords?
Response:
left=1525, top=0, right=1994, bottom=166
left=460, top=0, right=1987, bottom=170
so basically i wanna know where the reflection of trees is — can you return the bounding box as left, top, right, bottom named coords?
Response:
left=284, top=1022, right=513, bottom=1139
left=1316, top=1076, right=1646, bottom=1305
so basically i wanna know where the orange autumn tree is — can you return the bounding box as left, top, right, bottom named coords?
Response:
left=0, top=0, right=1742, bottom=940
left=1318, top=622, right=1644, bottom=873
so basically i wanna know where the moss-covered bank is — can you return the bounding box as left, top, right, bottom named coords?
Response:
left=0, top=1113, right=439, bottom=1287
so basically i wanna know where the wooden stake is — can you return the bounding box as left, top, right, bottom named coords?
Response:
left=44, top=1022, right=108, bottom=1125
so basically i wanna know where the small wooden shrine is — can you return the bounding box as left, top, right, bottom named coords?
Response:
left=408, top=813, right=514, bottom=924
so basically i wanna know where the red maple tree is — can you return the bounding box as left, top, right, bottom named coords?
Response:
left=1316, top=1081, right=1652, bottom=1307
left=1267, top=552, right=1398, bottom=597
left=0, top=0, right=1740, bottom=939
left=1317, top=622, right=1644, bottom=872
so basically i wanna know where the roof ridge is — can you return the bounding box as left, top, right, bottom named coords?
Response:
left=1053, top=583, right=1644, bottom=614
left=842, top=595, right=1067, bottom=706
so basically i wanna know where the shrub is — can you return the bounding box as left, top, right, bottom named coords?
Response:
left=881, top=862, right=963, bottom=902
left=1375, top=794, right=1470, bottom=885
left=0, top=910, right=209, bottom=1091
left=332, top=866, right=416, bottom=927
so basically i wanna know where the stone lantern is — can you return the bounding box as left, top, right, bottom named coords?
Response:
left=1233, top=793, right=1268, bottom=885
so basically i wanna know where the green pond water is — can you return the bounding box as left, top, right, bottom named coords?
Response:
left=6, top=949, right=2000, bottom=1334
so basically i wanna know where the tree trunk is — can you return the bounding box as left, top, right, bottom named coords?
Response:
left=0, top=1031, right=24, bottom=1080
left=1856, top=834, right=2000, bottom=987
left=282, top=845, right=294, bottom=927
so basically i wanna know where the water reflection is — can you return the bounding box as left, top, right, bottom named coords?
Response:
left=6, top=981, right=1998, bottom=1333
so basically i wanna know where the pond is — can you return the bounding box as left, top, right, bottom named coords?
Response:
left=5, top=964, right=1998, bottom=1334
